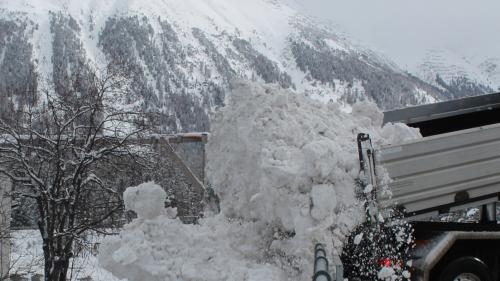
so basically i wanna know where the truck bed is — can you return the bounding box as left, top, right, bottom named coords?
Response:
left=377, top=122, right=500, bottom=216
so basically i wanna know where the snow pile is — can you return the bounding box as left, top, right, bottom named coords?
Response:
left=99, top=80, right=420, bottom=280
left=123, top=182, right=178, bottom=220
left=100, top=182, right=286, bottom=281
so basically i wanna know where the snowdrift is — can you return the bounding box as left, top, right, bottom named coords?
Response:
left=99, top=80, right=420, bottom=280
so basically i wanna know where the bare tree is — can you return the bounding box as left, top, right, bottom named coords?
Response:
left=0, top=66, right=153, bottom=281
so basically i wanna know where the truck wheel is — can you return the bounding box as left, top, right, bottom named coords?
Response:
left=439, top=257, right=491, bottom=281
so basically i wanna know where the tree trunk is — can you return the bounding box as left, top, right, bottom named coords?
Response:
left=44, top=256, right=70, bottom=281
left=43, top=240, right=71, bottom=281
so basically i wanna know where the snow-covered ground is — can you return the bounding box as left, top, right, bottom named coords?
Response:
left=98, top=80, right=420, bottom=281
left=10, top=230, right=122, bottom=281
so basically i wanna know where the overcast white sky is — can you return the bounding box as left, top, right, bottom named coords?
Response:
left=294, top=0, right=500, bottom=69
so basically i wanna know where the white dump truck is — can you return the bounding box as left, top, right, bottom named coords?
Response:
left=318, top=93, right=500, bottom=281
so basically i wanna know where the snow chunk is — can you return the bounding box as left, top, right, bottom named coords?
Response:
left=311, top=184, right=337, bottom=221
left=352, top=101, right=384, bottom=127
left=112, top=246, right=137, bottom=265
left=363, top=184, right=373, bottom=194
left=380, top=122, right=421, bottom=145
left=123, top=182, right=166, bottom=219
left=378, top=267, right=396, bottom=280
left=353, top=233, right=363, bottom=245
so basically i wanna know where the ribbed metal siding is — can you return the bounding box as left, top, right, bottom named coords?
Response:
left=377, top=123, right=500, bottom=214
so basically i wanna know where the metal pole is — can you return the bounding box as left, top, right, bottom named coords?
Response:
left=201, top=133, right=208, bottom=185
left=313, top=244, right=332, bottom=281
left=357, top=133, right=370, bottom=171
left=480, top=202, right=497, bottom=224
left=0, top=172, right=12, bottom=280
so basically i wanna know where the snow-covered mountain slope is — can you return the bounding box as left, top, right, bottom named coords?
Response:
left=0, top=0, right=470, bottom=132
left=479, top=58, right=500, bottom=90
left=416, top=49, right=499, bottom=97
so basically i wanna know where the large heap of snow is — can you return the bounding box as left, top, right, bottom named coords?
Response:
left=99, top=80, right=420, bottom=280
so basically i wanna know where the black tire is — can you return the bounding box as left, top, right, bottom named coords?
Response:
left=439, top=257, right=492, bottom=281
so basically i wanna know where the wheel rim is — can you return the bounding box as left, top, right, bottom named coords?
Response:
left=453, top=273, right=482, bottom=281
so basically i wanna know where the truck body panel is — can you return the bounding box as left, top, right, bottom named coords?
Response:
left=377, top=123, right=500, bottom=216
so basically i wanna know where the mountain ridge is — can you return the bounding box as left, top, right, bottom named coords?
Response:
left=0, top=0, right=492, bottom=132
left=416, top=49, right=499, bottom=97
